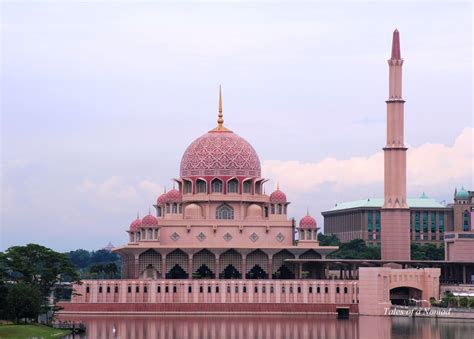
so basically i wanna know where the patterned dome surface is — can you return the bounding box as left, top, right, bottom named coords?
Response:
left=142, top=214, right=159, bottom=227
left=130, top=218, right=142, bottom=231
left=180, top=130, right=261, bottom=178
left=270, top=189, right=287, bottom=204
left=166, top=188, right=182, bottom=203
left=299, top=215, right=317, bottom=229
left=157, top=193, right=168, bottom=205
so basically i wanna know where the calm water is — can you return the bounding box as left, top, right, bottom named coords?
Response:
left=58, top=314, right=474, bottom=339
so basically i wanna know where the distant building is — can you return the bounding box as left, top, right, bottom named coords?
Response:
left=322, top=188, right=473, bottom=246
left=103, top=242, right=114, bottom=252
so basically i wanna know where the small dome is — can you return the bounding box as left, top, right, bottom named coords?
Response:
left=142, top=214, right=159, bottom=227
left=130, top=217, right=142, bottom=232
left=455, top=186, right=469, bottom=200
left=166, top=188, right=182, bottom=203
left=246, top=204, right=262, bottom=218
left=299, top=215, right=317, bottom=229
left=184, top=203, right=202, bottom=219
left=270, top=189, right=287, bottom=204
left=157, top=192, right=168, bottom=205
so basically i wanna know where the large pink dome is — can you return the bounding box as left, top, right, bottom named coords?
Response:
left=180, top=130, right=261, bottom=178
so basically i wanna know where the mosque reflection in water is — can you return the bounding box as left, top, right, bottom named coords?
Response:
left=59, top=315, right=474, bottom=339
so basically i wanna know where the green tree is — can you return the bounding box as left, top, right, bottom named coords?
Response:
left=317, top=233, right=341, bottom=246
left=411, top=243, right=444, bottom=261
left=1, top=244, right=81, bottom=296
left=329, top=239, right=380, bottom=259
left=66, top=249, right=91, bottom=269
left=5, top=283, right=43, bottom=323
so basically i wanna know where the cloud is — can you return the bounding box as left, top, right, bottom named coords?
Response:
left=263, top=127, right=473, bottom=196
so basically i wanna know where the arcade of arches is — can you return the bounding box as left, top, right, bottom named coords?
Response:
left=124, top=248, right=324, bottom=280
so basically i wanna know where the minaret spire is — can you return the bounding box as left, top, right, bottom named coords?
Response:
left=391, top=29, right=401, bottom=60
left=381, top=29, right=410, bottom=261
left=211, top=85, right=230, bottom=132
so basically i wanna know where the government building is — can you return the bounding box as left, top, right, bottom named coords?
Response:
left=322, top=189, right=472, bottom=246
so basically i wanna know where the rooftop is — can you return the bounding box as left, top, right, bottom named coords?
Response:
left=325, top=198, right=446, bottom=212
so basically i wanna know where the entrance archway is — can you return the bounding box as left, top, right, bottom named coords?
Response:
left=390, top=287, right=422, bottom=306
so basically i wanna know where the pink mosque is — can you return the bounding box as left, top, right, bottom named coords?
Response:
left=61, top=30, right=443, bottom=316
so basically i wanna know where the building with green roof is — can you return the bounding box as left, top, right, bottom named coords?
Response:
left=322, top=189, right=472, bottom=247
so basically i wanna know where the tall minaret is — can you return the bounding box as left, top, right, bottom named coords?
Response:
left=381, top=29, right=411, bottom=261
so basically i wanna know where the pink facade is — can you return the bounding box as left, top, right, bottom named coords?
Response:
left=445, top=232, right=474, bottom=262
left=69, top=279, right=358, bottom=307
left=358, top=267, right=440, bottom=316
left=381, top=29, right=411, bottom=261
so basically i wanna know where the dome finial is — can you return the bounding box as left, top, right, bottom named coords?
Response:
left=211, top=85, right=230, bottom=132
left=307, top=207, right=309, bottom=216
left=137, top=211, right=139, bottom=219
left=277, top=182, right=280, bottom=190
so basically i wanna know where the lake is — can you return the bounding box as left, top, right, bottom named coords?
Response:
left=57, top=314, right=474, bottom=339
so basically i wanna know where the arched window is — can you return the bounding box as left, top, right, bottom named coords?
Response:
left=243, top=180, right=251, bottom=194
left=255, top=182, right=262, bottom=194
left=148, top=229, right=153, bottom=240
left=463, top=212, right=470, bottom=231
left=211, top=179, right=223, bottom=193
left=166, top=204, right=170, bottom=213
left=271, top=205, right=275, bottom=214
left=216, top=204, right=234, bottom=220
left=130, top=233, right=135, bottom=242
left=172, top=203, right=178, bottom=213
left=277, top=204, right=283, bottom=214
left=264, top=206, right=269, bottom=218
left=184, top=180, right=192, bottom=194
left=157, top=206, right=162, bottom=217
left=197, top=179, right=207, bottom=193
left=136, top=232, right=141, bottom=241
left=227, top=179, right=238, bottom=193
left=307, top=230, right=312, bottom=240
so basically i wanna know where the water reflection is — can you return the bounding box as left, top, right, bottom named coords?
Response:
left=58, top=314, right=474, bottom=339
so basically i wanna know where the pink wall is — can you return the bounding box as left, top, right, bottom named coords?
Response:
left=71, top=279, right=358, bottom=306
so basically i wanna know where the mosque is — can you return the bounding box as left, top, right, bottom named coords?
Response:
left=115, top=87, right=337, bottom=282
left=61, top=30, right=447, bottom=316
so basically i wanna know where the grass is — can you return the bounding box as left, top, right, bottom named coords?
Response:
left=0, top=324, right=70, bottom=338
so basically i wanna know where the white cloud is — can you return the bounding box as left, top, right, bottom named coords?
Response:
left=263, top=127, right=473, bottom=196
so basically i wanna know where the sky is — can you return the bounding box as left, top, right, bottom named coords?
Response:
left=1, top=1, right=472, bottom=252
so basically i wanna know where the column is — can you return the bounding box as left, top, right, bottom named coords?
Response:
left=134, top=254, right=139, bottom=279
left=268, top=256, right=273, bottom=280
left=162, top=255, right=167, bottom=279
left=215, top=255, right=220, bottom=279
left=188, top=254, right=193, bottom=280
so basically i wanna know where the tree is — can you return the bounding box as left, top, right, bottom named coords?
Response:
left=329, top=239, right=381, bottom=260
left=66, top=249, right=91, bottom=269
left=411, top=243, right=444, bottom=261
left=1, top=244, right=81, bottom=296
left=317, top=233, right=341, bottom=246
left=5, top=283, right=43, bottom=323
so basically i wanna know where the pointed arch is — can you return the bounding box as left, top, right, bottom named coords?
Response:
left=246, top=249, right=268, bottom=279
left=272, top=250, right=295, bottom=279
left=192, top=249, right=216, bottom=279
left=216, top=203, right=234, bottom=220
left=139, top=249, right=162, bottom=279
left=166, top=249, right=188, bottom=279
left=220, top=249, right=242, bottom=279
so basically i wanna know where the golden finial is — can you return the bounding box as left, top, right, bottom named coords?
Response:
left=211, top=85, right=230, bottom=132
